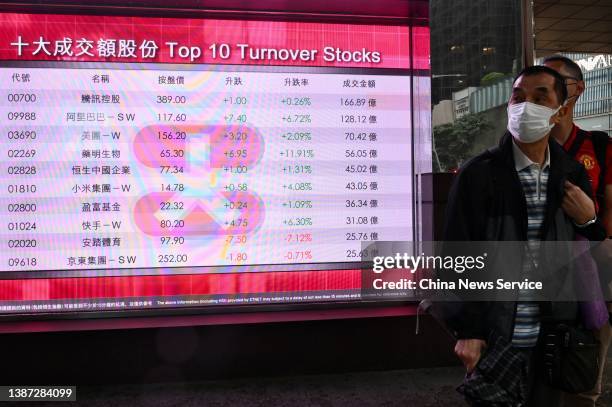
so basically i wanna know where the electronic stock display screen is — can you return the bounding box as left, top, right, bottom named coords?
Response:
left=0, top=10, right=431, bottom=318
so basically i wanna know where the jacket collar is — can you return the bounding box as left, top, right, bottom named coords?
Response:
left=496, top=132, right=573, bottom=238
left=497, top=131, right=572, bottom=179
left=511, top=138, right=551, bottom=172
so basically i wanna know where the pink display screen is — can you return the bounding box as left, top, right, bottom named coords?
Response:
left=0, top=12, right=430, bottom=317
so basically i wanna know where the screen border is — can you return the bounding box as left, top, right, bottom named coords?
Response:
left=0, top=3, right=430, bottom=328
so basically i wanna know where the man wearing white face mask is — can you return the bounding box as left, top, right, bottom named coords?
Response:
left=442, top=65, right=607, bottom=406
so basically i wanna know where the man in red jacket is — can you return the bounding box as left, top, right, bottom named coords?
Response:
left=544, top=54, right=612, bottom=407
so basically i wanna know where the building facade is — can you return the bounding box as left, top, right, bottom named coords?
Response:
left=430, top=0, right=522, bottom=105
left=572, top=53, right=612, bottom=136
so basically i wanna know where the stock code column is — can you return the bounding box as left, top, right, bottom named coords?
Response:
left=0, top=66, right=413, bottom=272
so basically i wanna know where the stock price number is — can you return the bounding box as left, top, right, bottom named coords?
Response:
left=160, top=149, right=184, bottom=158
left=157, top=254, right=188, bottom=263
left=159, top=219, right=185, bottom=229
left=157, top=113, right=187, bottom=122
left=159, top=165, right=184, bottom=174
left=158, top=131, right=186, bottom=140
left=156, top=95, right=187, bottom=104
left=159, top=201, right=184, bottom=211
left=161, top=183, right=185, bottom=192
left=160, top=236, right=185, bottom=245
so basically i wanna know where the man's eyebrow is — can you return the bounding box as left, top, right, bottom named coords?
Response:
left=512, top=87, right=524, bottom=93
left=535, top=86, right=550, bottom=93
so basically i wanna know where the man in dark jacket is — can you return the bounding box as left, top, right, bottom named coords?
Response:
left=443, top=65, right=607, bottom=406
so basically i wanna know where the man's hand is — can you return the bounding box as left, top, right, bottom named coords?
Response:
left=562, top=181, right=596, bottom=225
left=454, top=339, right=487, bottom=373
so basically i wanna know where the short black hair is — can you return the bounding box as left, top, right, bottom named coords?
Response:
left=543, top=54, right=584, bottom=81
left=513, top=65, right=568, bottom=105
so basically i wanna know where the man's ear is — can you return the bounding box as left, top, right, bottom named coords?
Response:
left=575, top=80, right=586, bottom=99
left=552, top=105, right=568, bottom=124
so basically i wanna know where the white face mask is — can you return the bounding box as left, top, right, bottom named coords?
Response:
left=507, top=101, right=561, bottom=143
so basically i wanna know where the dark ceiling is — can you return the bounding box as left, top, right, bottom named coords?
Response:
left=534, top=0, right=612, bottom=56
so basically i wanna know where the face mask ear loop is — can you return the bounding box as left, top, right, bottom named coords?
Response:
left=551, top=104, right=563, bottom=121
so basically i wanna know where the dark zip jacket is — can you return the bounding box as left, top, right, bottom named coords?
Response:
left=441, top=133, right=607, bottom=341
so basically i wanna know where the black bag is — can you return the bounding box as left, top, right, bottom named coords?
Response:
left=539, top=323, right=600, bottom=394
